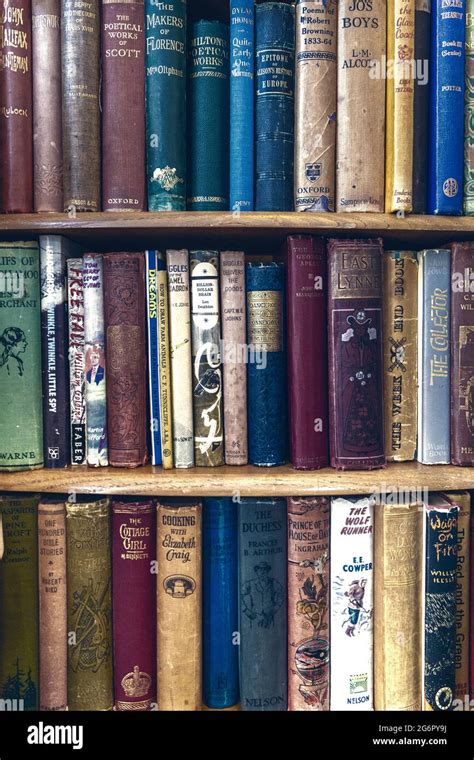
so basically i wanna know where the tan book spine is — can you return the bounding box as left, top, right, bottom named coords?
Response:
left=383, top=251, right=418, bottom=461
left=336, top=0, right=386, bottom=211
left=374, top=501, right=423, bottom=711
left=156, top=500, right=202, bottom=710
left=447, top=492, right=471, bottom=702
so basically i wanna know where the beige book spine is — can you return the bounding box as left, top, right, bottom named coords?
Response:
left=157, top=257, right=173, bottom=469
left=448, top=492, right=471, bottom=702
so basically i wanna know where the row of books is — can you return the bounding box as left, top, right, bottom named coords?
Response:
left=1, top=237, right=474, bottom=471
left=2, top=1, right=473, bottom=215
left=0, top=491, right=470, bottom=712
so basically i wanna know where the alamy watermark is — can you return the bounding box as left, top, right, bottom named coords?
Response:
left=369, top=56, right=429, bottom=86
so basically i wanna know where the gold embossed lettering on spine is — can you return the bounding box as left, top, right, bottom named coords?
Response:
left=446, top=492, right=471, bottom=702
left=156, top=500, right=202, bottom=710
left=294, top=0, right=337, bottom=212
left=66, top=498, right=113, bottom=711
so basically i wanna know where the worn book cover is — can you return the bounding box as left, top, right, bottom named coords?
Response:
left=67, top=258, right=86, bottom=465
left=451, top=243, right=474, bottom=465
left=230, top=0, right=254, bottom=211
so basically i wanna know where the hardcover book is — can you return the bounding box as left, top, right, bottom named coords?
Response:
left=465, top=0, right=474, bottom=214
left=470, top=504, right=474, bottom=700
left=230, top=0, right=254, bottom=211
left=451, top=242, right=474, bottom=465
left=67, top=258, right=86, bottom=466
left=412, top=0, right=431, bottom=213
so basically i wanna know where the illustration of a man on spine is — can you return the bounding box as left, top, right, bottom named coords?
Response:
left=344, top=578, right=367, bottom=637
left=0, top=326, right=28, bottom=376
left=86, top=349, right=105, bottom=385
left=241, top=562, right=284, bottom=629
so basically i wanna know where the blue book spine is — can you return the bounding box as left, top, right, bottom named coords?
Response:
left=146, top=250, right=162, bottom=465
left=238, top=497, right=287, bottom=711
left=246, top=262, right=287, bottom=466
left=428, top=0, right=466, bottom=214
left=230, top=0, right=255, bottom=212
left=203, top=498, right=239, bottom=709
left=255, top=2, right=295, bottom=211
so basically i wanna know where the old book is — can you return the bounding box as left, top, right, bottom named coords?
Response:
left=470, top=506, right=474, bottom=701
left=230, top=0, right=254, bottom=211
left=166, top=249, right=194, bottom=468
left=83, top=254, right=108, bottom=466
left=238, top=497, right=287, bottom=711
left=203, top=498, right=239, bottom=709
left=327, top=239, right=385, bottom=470
left=145, top=0, right=186, bottom=210
left=67, top=258, right=86, bottom=465
left=38, top=499, right=67, bottom=711
left=103, top=253, right=147, bottom=467
left=383, top=251, right=418, bottom=462
left=287, top=496, right=329, bottom=711
left=61, top=0, right=101, bottom=210
left=190, top=250, right=224, bottom=466
left=102, top=0, right=145, bottom=210
left=336, top=0, right=386, bottom=212
left=0, top=0, right=33, bottom=212
left=66, top=498, right=113, bottom=711
left=0, top=495, right=40, bottom=710
left=330, top=495, right=374, bottom=711
left=286, top=236, right=328, bottom=469
left=417, top=249, right=451, bottom=464
left=412, top=0, right=431, bottom=213
left=156, top=499, right=202, bottom=710
left=465, top=0, right=474, bottom=214
left=451, top=242, right=474, bottom=465
left=0, top=242, right=43, bottom=471
left=374, top=500, right=423, bottom=711
left=32, top=0, right=63, bottom=211
left=112, top=500, right=156, bottom=710
left=294, top=0, right=337, bottom=212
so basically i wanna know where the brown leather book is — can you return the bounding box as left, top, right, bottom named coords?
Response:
left=451, top=242, right=474, bottom=465
left=32, top=0, right=63, bottom=211
left=0, top=0, right=33, bottom=212
left=103, top=253, right=147, bottom=467
left=101, top=0, right=146, bottom=210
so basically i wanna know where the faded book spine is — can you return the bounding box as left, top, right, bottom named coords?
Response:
left=156, top=253, right=173, bottom=468
left=230, top=0, right=254, bottom=212
left=451, top=243, right=474, bottom=465
left=83, top=254, right=108, bottom=466
left=445, top=492, right=470, bottom=703
left=465, top=0, right=474, bottom=214
left=156, top=500, right=202, bottom=710
left=287, top=496, right=329, bottom=711
left=383, top=251, right=418, bottom=462
left=413, top=0, right=431, bottom=213
left=38, top=500, right=67, bottom=711
left=294, top=0, right=337, bottom=212
left=67, top=258, right=86, bottom=465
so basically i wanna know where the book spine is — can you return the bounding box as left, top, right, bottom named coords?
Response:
left=294, top=0, right=337, bottom=212
left=287, top=496, right=329, bottom=711
left=156, top=253, right=173, bottom=468
left=32, top=0, right=63, bottom=212
left=246, top=262, right=287, bottom=466
left=286, top=236, right=328, bottom=469
left=374, top=501, right=423, bottom=711
left=102, top=0, right=145, bottom=210
left=203, top=498, right=239, bottom=709
left=67, top=259, right=87, bottom=465
left=38, top=500, right=67, bottom=711
left=220, top=251, right=248, bottom=465
left=465, top=0, right=474, bottom=214
left=230, top=0, right=254, bottom=212
left=448, top=492, right=470, bottom=702
left=146, top=251, right=162, bottom=465
left=0, top=495, right=39, bottom=710
left=470, top=507, right=474, bottom=699
left=336, top=0, right=386, bottom=212
left=83, top=254, right=108, bottom=466
left=190, top=250, right=224, bottom=466
left=40, top=236, right=70, bottom=468
left=238, top=497, right=287, bottom=711
left=330, top=496, right=374, bottom=711
left=0, top=0, right=33, bottom=212
left=0, top=242, right=43, bottom=470
left=417, top=249, right=451, bottom=464
left=61, top=0, right=101, bottom=211
left=428, top=0, right=466, bottom=214
left=156, top=500, right=202, bottom=710
left=188, top=20, right=229, bottom=211
left=66, top=498, right=113, bottom=711
left=412, top=0, right=431, bottom=213
left=327, top=239, right=385, bottom=470
left=112, top=501, right=156, bottom=710
left=166, top=249, right=194, bottom=468
left=103, top=253, right=147, bottom=467
left=383, top=251, right=418, bottom=462
left=145, top=0, right=186, bottom=211
left=451, top=243, right=474, bottom=464
left=385, top=0, right=415, bottom=212
left=255, top=2, right=295, bottom=211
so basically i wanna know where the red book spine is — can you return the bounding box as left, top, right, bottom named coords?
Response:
left=101, top=0, right=145, bottom=211
left=451, top=242, right=474, bottom=465
left=471, top=511, right=474, bottom=700
left=286, top=236, right=328, bottom=469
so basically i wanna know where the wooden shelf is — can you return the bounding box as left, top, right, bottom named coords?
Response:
left=1, top=462, right=473, bottom=497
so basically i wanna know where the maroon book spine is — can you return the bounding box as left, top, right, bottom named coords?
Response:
left=327, top=238, right=385, bottom=470
left=0, top=0, right=33, bottom=212
left=451, top=242, right=474, bottom=466
left=103, top=253, right=148, bottom=467
left=101, top=0, right=145, bottom=211
left=286, top=236, right=328, bottom=469
left=112, top=500, right=156, bottom=710
left=471, top=511, right=474, bottom=700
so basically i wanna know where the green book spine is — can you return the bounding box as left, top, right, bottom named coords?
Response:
left=0, top=495, right=40, bottom=711
left=66, top=498, right=113, bottom=710
left=465, top=0, right=474, bottom=214
left=0, top=242, right=43, bottom=470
